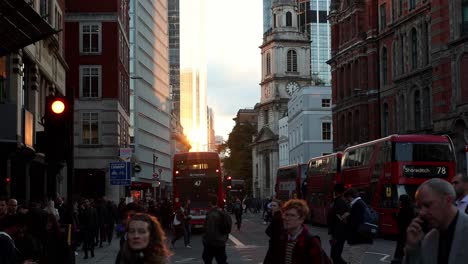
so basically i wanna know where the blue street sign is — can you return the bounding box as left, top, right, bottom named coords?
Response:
left=110, top=162, right=131, bottom=185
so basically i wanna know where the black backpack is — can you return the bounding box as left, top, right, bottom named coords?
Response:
left=304, top=234, right=332, bottom=264
left=218, top=211, right=232, bottom=234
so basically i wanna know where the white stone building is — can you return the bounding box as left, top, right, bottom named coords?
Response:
left=288, top=86, right=333, bottom=165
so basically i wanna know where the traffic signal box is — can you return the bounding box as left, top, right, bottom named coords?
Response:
left=44, top=96, right=71, bottom=164
left=226, top=176, right=232, bottom=189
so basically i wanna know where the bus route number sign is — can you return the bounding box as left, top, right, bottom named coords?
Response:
left=402, top=165, right=448, bottom=178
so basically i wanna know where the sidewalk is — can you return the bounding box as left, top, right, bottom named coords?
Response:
left=75, top=238, right=120, bottom=264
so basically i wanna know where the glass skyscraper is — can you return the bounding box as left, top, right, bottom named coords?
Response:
left=309, top=0, right=331, bottom=85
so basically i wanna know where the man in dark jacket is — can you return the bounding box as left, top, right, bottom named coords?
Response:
left=202, top=197, right=232, bottom=264
left=343, top=188, right=373, bottom=264
left=328, top=184, right=349, bottom=264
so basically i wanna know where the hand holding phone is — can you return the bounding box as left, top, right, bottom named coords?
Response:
left=406, top=217, right=426, bottom=250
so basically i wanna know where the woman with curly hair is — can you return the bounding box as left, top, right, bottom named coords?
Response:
left=277, top=199, right=332, bottom=264
left=115, top=213, right=172, bottom=264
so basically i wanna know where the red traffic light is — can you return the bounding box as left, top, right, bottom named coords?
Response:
left=51, top=99, right=66, bottom=114
left=227, top=176, right=232, bottom=180
left=5, top=177, right=11, bottom=183
left=49, top=98, right=66, bottom=115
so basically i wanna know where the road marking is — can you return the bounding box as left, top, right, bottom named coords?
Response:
left=174, top=258, right=197, bottom=263
left=365, top=252, right=391, bottom=263
left=229, top=234, right=245, bottom=247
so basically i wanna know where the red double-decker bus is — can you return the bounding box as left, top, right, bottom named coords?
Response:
left=341, top=134, right=456, bottom=236
left=305, top=152, right=343, bottom=225
left=275, top=164, right=308, bottom=202
left=173, top=152, right=224, bottom=228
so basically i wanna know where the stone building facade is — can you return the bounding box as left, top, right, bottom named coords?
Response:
left=253, top=0, right=312, bottom=198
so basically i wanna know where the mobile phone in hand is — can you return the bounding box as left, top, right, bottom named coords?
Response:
left=420, top=219, right=430, bottom=233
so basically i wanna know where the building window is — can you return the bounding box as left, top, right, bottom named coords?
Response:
left=286, top=11, right=292, bottom=27
left=414, top=90, right=421, bottom=130
left=80, top=23, right=101, bottom=53
left=399, top=94, right=406, bottom=132
left=80, top=66, right=101, bottom=98
left=322, top=98, right=331, bottom=107
left=82, top=112, right=99, bottom=145
left=409, top=0, right=416, bottom=10
left=273, top=14, right=277, bottom=28
left=266, top=53, right=271, bottom=75
left=40, top=0, right=48, bottom=17
left=287, top=49, right=297, bottom=72
left=462, top=0, right=468, bottom=35
left=392, top=41, right=397, bottom=76
left=322, top=122, right=331, bottom=140
left=383, top=103, right=389, bottom=136
left=400, top=35, right=405, bottom=74
left=382, top=47, right=388, bottom=85
left=54, top=7, right=62, bottom=51
left=354, top=110, right=360, bottom=142
left=399, top=0, right=403, bottom=16
left=422, top=87, right=431, bottom=127
left=411, top=28, right=418, bottom=70
left=264, top=110, right=269, bottom=125
left=380, top=4, right=387, bottom=31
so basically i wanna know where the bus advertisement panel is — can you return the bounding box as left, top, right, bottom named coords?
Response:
left=341, top=134, right=456, bottom=236
left=275, top=164, right=307, bottom=202
left=305, top=152, right=342, bottom=225
left=173, top=152, right=224, bottom=228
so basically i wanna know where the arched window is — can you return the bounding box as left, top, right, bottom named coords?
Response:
left=383, top=103, right=389, bottom=136
left=411, top=28, right=418, bottom=70
left=287, top=50, right=297, bottom=72
left=340, top=114, right=345, bottom=146
left=414, top=90, right=421, bottom=130
left=399, top=94, right=406, bottom=132
left=286, top=12, right=292, bottom=27
left=266, top=53, right=271, bottom=75
left=392, top=41, right=397, bottom=76
left=382, top=47, right=388, bottom=84
left=422, top=87, right=431, bottom=127
left=400, top=35, right=405, bottom=73
left=347, top=112, right=352, bottom=144
left=354, top=110, right=360, bottom=142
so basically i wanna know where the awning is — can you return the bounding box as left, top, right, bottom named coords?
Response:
left=0, top=0, right=58, bottom=56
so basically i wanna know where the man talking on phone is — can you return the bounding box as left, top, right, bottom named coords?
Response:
left=404, top=178, right=468, bottom=264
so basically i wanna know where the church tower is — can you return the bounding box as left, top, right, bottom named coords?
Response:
left=252, top=0, right=311, bottom=198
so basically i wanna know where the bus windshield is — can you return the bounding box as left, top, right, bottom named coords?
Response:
left=394, top=142, right=454, bottom=162
left=175, top=159, right=219, bottom=171
left=175, top=177, right=219, bottom=208
left=277, top=168, right=296, bottom=180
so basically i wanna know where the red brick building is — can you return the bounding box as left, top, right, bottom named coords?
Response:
left=65, top=0, right=130, bottom=199
left=328, top=0, right=380, bottom=150
left=329, top=0, right=468, bottom=172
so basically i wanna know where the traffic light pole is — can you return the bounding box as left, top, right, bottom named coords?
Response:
left=66, top=94, right=74, bottom=204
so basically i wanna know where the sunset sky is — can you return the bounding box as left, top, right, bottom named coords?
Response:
left=205, top=0, right=263, bottom=140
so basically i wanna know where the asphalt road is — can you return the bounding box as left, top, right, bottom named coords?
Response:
left=169, top=212, right=397, bottom=264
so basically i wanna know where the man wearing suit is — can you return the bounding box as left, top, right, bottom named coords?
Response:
left=451, top=173, right=468, bottom=213
left=404, top=178, right=468, bottom=264
left=342, top=188, right=373, bottom=264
